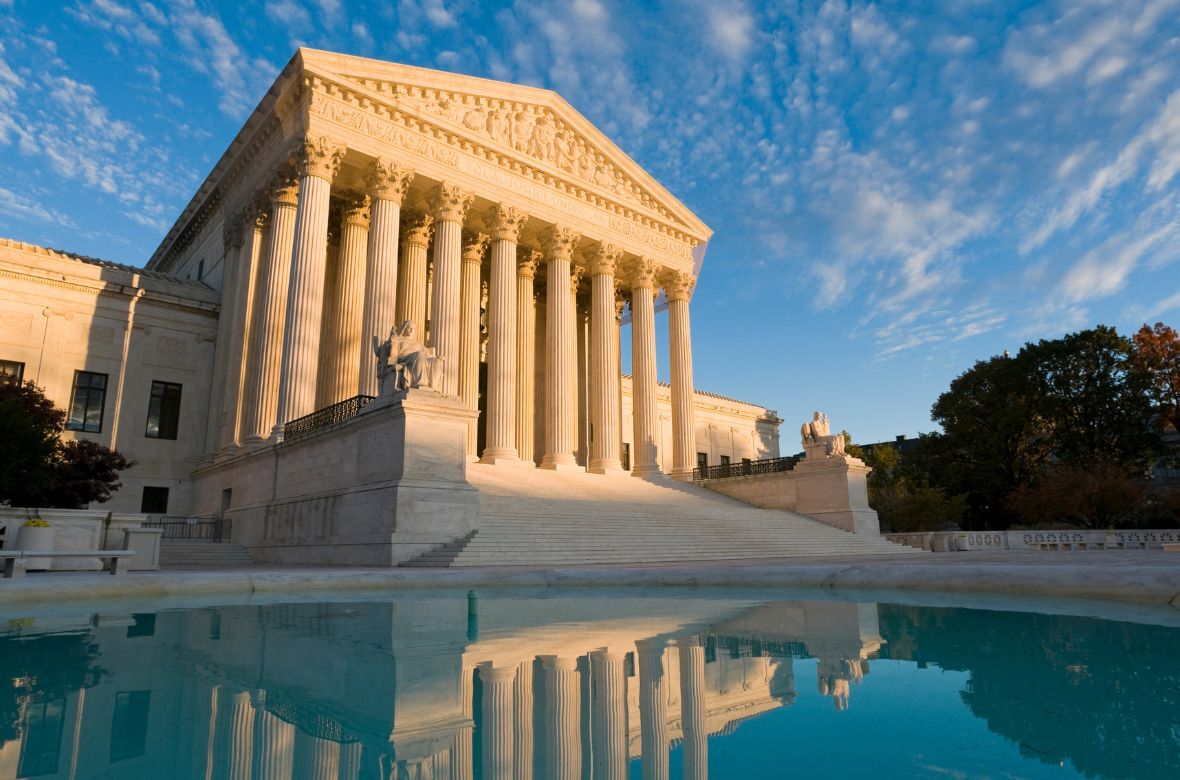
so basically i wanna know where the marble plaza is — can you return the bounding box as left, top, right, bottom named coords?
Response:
left=0, top=49, right=898, bottom=566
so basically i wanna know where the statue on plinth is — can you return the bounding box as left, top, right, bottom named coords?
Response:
left=372, top=320, right=444, bottom=395
left=800, top=411, right=846, bottom=459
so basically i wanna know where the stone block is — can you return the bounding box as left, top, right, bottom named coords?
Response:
left=792, top=456, right=880, bottom=536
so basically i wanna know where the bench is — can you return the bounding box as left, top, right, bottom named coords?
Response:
left=1, top=550, right=136, bottom=578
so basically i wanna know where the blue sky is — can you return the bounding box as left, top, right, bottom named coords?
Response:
left=1, top=0, right=1179, bottom=443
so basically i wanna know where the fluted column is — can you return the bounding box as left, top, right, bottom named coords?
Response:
left=428, top=183, right=473, bottom=397
left=274, top=136, right=344, bottom=430
left=480, top=205, right=528, bottom=464
left=460, top=229, right=489, bottom=454
left=242, top=176, right=299, bottom=442
left=206, top=222, right=242, bottom=453
left=615, top=295, right=626, bottom=467
left=294, top=732, right=339, bottom=780
left=587, top=245, right=624, bottom=473
left=359, top=159, right=413, bottom=395
left=227, top=691, right=255, bottom=780
left=314, top=219, right=343, bottom=410
left=637, top=639, right=669, bottom=780
left=515, top=250, right=541, bottom=465
left=219, top=204, right=267, bottom=450
left=539, top=226, right=581, bottom=469
left=628, top=259, right=661, bottom=476
left=665, top=272, right=698, bottom=480
left=513, top=659, right=534, bottom=780
left=572, top=271, right=587, bottom=465
left=480, top=664, right=518, bottom=780
left=322, top=195, right=370, bottom=405
left=590, top=651, right=627, bottom=780
left=455, top=663, right=475, bottom=780
left=254, top=708, right=295, bottom=780
left=540, top=656, right=581, bottom=780
left=678, top=638, right=708, bottom=780
left=397, top=211, right=433, bottom=339
left=339, top=741, right=363, bottom=780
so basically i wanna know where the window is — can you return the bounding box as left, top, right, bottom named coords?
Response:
left=742, top=458, right=752, bottom=467
left=109, top=691, right=151, bottom=762
left=0, top=359, right=24, bottom=383
left=140, top=486, right=169, bottom=515
left=196, top=258, right=205, bottom=280
left=126, top=614, right=155, bottom=638
left=67, top=371, right=108, bottom=433
left=621, top=443, right=631, bottom=471
left=18, top=699, right=64, bottom=777
left=145, top=381, right=182, bottom=439
left=697, top=452, right=708, bottom=472
left=720, top=455, right=731, bottom=466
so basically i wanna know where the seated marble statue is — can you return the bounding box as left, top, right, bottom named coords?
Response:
left=800, top=411, right=846, bottom=459
left=372, top=321, right=443, bottom=394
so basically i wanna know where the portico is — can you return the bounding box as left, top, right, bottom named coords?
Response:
left=150, top=49, right=710, bottom=480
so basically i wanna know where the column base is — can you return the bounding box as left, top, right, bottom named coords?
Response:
left=538, top=454, right=582, bottom=472
left=242, top=434, right=271, bottom=449
left=669, top=468, right=695, bottom=482
left=631, top=466, right=663, bottom=479
left=588, top=459, right=626, bottom=475
left=478, top=448, right=526, bottom=466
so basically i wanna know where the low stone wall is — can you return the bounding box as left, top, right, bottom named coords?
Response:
left=192, top=390, right=480, bottom=566
left=884, top=529, right=1180, bottom=552
left=0, top=508, right=152, bottom=569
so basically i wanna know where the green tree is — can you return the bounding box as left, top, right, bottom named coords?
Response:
left=0, top=380, right=133, bottom=509
left=860, top=443, right=966, bottom=532
left=1131, top=322, right=1180, bottom=434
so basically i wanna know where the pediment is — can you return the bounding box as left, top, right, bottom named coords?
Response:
left=296, top=49, right=711, bottom=243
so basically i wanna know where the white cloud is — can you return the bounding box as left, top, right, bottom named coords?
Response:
left=0, top=187, right=74, bottom=227
left=1059, top=222, right=1176, bottom=303
left=931, top=34, right=977, bottom=56
left=265, top=0, right=311, bottom=30
left=707, top=1, right=755, bottom=60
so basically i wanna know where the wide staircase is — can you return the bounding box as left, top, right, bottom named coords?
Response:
left=402, top=464, right=923, bottom=567
left=159, top=540, right=255, bottom=569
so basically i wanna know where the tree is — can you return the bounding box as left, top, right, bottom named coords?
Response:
left=0, top=380, right=133, bottom=509
left=923, top=326, right=1162, bottom=529
left=1006, top=459, right=1142, bottom=529
left=1131, top=322, right=1180, bottom=433
left=859, top=442, right=967, bottom=532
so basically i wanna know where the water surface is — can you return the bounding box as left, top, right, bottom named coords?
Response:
left=1, top=590, right=1176, bottom=779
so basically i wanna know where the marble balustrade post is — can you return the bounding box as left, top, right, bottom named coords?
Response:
left=515, top=250, right=541, bottom=464
left=480, top=664, right=518, bottom=780
left=590, top=650, right=628, bottom=780
left=241, top=175, right=299, bottom=442
left=540, top=656, right=581, bottom=780
left=359, top=159, right=413, bottom=396
left=587, top=244, right=624, bottom=473
left=513, top=659, right=535, bottom=780
left=460, top=229, right=490, bottom=454
left=397, top=211, right=433, bottom=340
left=428, top=183, right=473, bottom=397
left=482, top=205, right=528, bottom=464
left=665, top=272, right=698, bottom=480
left=539, top=226, right=581, bottom=469
left=322, top=195, right=370, bottom=405
left=219, top=205, right=267, bottom=450
left=628, top=260, right=661, bottom=477
left=274, top=136, right=344, bottom=431
left=678, top=638, right=708, bottom=780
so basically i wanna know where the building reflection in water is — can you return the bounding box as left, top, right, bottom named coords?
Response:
left=2, top=593, right=1175, bottom=779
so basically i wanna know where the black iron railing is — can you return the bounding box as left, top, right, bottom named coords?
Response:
left=283, top=394, right=375, bottom=443
left=145, top=515, right=230, bottom=541
left=693, top=455, right=800, bottom=482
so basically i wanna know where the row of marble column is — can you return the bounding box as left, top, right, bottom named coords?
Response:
left=470, top=638, right=708, bottom=780
left=202, top=685, right=363, bottom=780
left=213, top=135, right=698, bottom=478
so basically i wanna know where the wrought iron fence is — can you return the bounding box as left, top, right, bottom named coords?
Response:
left=144, top=515, right=230, bottom=541
left=282, top=394, right=375, bottom=443
left=693, top=455, right=800, bottom=482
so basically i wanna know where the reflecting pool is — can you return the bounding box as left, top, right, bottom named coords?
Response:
left=1, top=590, right=1177, bottom=779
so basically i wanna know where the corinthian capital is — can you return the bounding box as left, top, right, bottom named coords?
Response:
left=268, top=172, right=299, bottom=207
left=540, top=225, right=580, bottom=262
left=624, top=256, right=658, bottom=289
left=461, top=230, right=490, bottom=264
left=341, top=193, right=371, bottom=228
left=429, top=181, right=473, bottom=223
left=489, top=203, right=528, bottom=243
left=368, top=158, right=413, bottom=203
left=585, top=243, right=623, bottom=277
left=569, top=264, right=586, bottom=295
left=662, top=270, right=696, bottom=302
left=295, top=136, right=345, bottom=181
left=517, top=247, right=542, bottom=280
left=400, top=210, right=434, bottom=248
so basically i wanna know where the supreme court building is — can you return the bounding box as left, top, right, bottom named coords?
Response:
left=0, top=50, right=803, bottom=562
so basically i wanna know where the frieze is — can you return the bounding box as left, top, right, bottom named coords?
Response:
left=308, top=89, right=694, bottom=263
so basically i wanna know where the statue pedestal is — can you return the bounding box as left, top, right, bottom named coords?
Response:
left=793, top=455, right=880, bottom=536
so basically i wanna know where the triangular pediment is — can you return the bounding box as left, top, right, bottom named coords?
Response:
left=297, top=49, right=711, bottom=242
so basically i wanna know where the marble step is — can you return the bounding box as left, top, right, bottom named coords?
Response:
left=159, top=541, right=255, bottom=568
